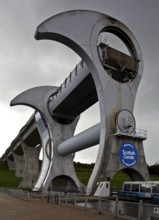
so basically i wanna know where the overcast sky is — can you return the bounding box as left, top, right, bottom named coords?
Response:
left=0, top=0, right=159, bottom=165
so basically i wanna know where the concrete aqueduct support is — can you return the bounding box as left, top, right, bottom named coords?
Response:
left=6, top=158, right=15, bottom=171
left=12, top=153, right=25, bottom=178
left=19, top=140, right=41, bottom=189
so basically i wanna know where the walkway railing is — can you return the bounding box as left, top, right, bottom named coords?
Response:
left=114, top=128, right=147, bottom=140
left=41, top=191, right=159, bottom=220
left=0, top=188, right=159, bottom=220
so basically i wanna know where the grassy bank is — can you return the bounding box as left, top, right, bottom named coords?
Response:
left=0, top=162, right=21, bottom=188
left=74, top=162, right=159, bottom=190
left=0, top=161, right=158, bottom=190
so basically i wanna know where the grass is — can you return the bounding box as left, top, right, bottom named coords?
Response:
left=74, top=163, right=159, bottom=190
left=150, top=175, right=159, bottom=181
left=0, top=161, right=158, bottom=189
left=75, top=167, right=93, bottom=185
left=0, top=162, right=22, bottom=188
left=75, top=167, right=131, bottom=189
left=110, top=171, right=130, bottom=190
left=74, top=162, right=131, bottom=188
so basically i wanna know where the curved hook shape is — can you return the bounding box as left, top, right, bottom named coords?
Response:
left=10, top=84, right=84, bottom=192
left=35, top=10, right=143, bottom=89
left=10, top=86, right=58, bottom=191
left=10, top=86, right=58, bottom=117
left=32, top=112, right=51, bottom=191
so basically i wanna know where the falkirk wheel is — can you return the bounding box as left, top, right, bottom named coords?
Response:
left=11, top=10, right=150, bottom=195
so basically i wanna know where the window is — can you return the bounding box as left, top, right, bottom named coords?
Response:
left=124, top=184, right=131, bottom=192
left=145, top=184, right=151, bottom=193
left=100, top=183, right=103, bottom=188
left=140, top=183, right=146, bottom=193
left=152, top=184, right=159, bottom=193
left=132, top=184, right=139, bottom=192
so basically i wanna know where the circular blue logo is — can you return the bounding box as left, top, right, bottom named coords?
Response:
left=119, top=143, right=138, bottom=167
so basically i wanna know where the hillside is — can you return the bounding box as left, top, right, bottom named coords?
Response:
left=0, top=161, right=158, bottom=189
left=0, top=162, right=21, bottom=188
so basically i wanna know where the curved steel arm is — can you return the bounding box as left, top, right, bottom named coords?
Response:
left=10, top=86, right=58, bottom=116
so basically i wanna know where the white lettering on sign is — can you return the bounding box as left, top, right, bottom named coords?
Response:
left=122, top=150, right=135, bottom=160
left=154, top=207, right=159, bottom=214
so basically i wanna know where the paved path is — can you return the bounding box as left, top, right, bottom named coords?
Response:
left=0, top=192, right=125, bottom=220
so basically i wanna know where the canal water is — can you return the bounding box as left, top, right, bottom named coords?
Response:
left=67, top=198, right=159, bottom=219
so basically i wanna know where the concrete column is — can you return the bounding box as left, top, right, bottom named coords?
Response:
left=6, top=158, right=15, bottom=171
left=95, top=135, right=150, bottom=185
left=12, top=153, right=25, bottom=177
left=19, top=144, right=41, bottom=189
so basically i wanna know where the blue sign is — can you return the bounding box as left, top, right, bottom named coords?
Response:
left=119, top=143, right=138, bottom=167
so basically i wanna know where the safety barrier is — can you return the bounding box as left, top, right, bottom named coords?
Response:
left=41, top=192, right=159, bottom=220
left=0, top=188, right=159, bottom=219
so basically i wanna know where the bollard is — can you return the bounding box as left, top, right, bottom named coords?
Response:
left=47, top=193, right=50, bottom=203
left=41, top=191, right=44, bottom=201
left=98, top=197, right=102, bottom=214
left=85, top=197, right=87, bottom=209
left=74, top=195, right=76, bottom=207
left=115, top=197, right=119, bottom=218
left=59, top=193, right=61, bottom=204
left=138, top=200, right=143, bottom=220
left=65, top=194, right=68, bottom=205
left=54, top=194, right=59, bottom=204
left=41, top=191, right=43, bottom=201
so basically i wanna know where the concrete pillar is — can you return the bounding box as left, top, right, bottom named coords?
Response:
left=96, top=135, right=150, bottom=185
left=19, top=144, right=41, bottom=189
left=6, top=158, right=15, bottom=171
left=12, top=153, right=25, bottom=177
